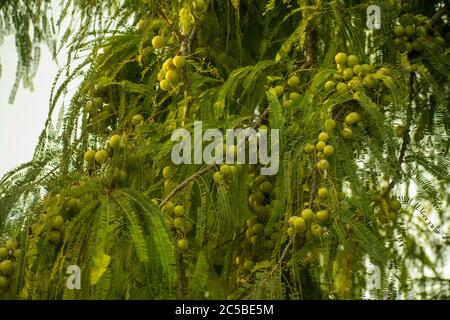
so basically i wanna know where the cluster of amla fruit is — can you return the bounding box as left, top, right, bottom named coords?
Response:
left=0, top=240, right=20, bottom=292
left=155, top=50, right=187, bottom=92
left=271, top=75, right=301, bottom=109
left=393, top=13, right=447, bottom=54
left=324, top=52, right=393, bottom=105
left=304, top=127, right=335, bottom=170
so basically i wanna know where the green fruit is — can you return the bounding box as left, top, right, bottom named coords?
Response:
left=152, top=35, right=165, bottom=49
left=353, top=64, right=363, bottom=76
left=343, top=68, right=354, bottom=80
left=253, top=223, right=264, bottom=234
left=259, top=181, right=273, bottom=194
left=317, top=159, right=329, bottom=170
left=162, top=166, right=173, bottom=179
left=283, top=99, right=293, bottom=108
left=382, top=95, right=393, bottom=105
left=49, top=230, right=62, bottom=244
left=347, top=55, right=359, bottom=67
left=174, top=205, right=185, bottom=217
left=341, top=127, right=353, bottom=140
left=311, top=224, right=323, bottom=237
left=394, top=25, right=405, bottom=37
left=336, top=82, right=348, bottom=94
left=213, top=172, right=224, bottom=184
left=405, top=25, right=416, bottom=37
left=85, top=101, right=95, bottom=113
left=318, top=187, right=328, bottom=198
left=316, top=141, right=326, bottom=151
left=301, top=208, right=315, bottom=221
left=287, top=227, right=296, bottom=237
left=325, top=119, right=336, bottom=131
left=177, top=239, right=189, bottom=251
left=318, top=132, right=329, bottom=142
left=220, top=164, right=232, bottom=177
left=0, top=276, right=8, bottom=290
left=94, top=97, right=103, bottom=108
left=83, top=150, right=96, bottom=162
left=52, top=215, right=64, bottom=229
left=363, top=75, right=376, bottom=88
left=293, top=217, right=306, bottom=232
left=361, top=64, right=373, bottom=74
left=345, top=112, right=361, bottom=125
left=289, top=92, right=301, bottom=101
left=173, top=217, right=184, bottom=229
left=65, top=198, right=81, bottom=214
left=287, top=75, right=300, bottom=87
left=162, top=201, right=175, bottom=214
left=173, top=55, right=186, bottom=69
left=246, top=216, right=258, bottom=228
left=412, top=39, right=423, bottom=51
left=109, top=134, right=123, bottom=148
left=323, top=145, right=334, bottom=157
left=274, top=85, right=285, bottom=97
left=160, top=79, right=172, bottom=91
left=245, top=228, right=254, bottom=239
left=131, top=114, right=144, bottom=126
left=390, top=199, right=401, bottom=212
left=0, top=248, right=7, bottom=259
left=377, top=67, right=391, bottom=76
left=0, top=260, right=13, bottom=275
left=324, top=80, right=335, bottom=91
left=348, top=78, right=361, bottom=89
left=95, top=150, right=109, bottom=163
left=316, top=210, right=329, bottom=223
left=244, top=259, right=255, bottom=271
left=335, top=52, right=348, bottom=65
left=250, top=235, right=258, bottom=245
left=165, top=70, right=179, bottom=83
left=13, top=249, right=22, bottom=259
left=304, top=144, right=315, bottom=153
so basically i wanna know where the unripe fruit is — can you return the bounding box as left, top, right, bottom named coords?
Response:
left=390, top=199, right=401, bottom=212
left=174, top=205, right=185, bottom=217
left=343, top=68, right=354, bottom=80
left=160, top=79, right=172, bottom=91
left=177, top=239, right=189, bottom=251
left=163, top=58, right=176, bottom=71
left=323, top=145, right=334, bottom=157
left=318, top=132, right=329, bottom=142
left=157, top=70, right=165, bottom=81
left=363, top=75, right=376, bottom=88
left=220, top=164, right=232, bottom=177
left=94, top=97, right=104, bottom=108
left=253, top=223, right=264, bottom=234
left=348, top=78, right=361, bottom=89
left=362, top=64, right=373, bottom=74
left=165, top=70, right=179, bottom=83
left=347, top=55, right=359, bottom=67
left=316, top=210, right=329, bottom=223
left=293, top=217, right=306, bottom=232
left=0, top=276, right=8, bottom=290
left=405, top=25, right=415, bottom=37
left=318, top=187, right=328, bottom=198
left=173, top=55, right=186, bottom=69
left=109, top=134, right=123, bottom=148
left=304, top=144, right=315, bottom=153
left=85, top=101, right=95, bottom=113
left=412, top=39, right=423, bottom=52
left=287, top=75, right=300, bottom=87
left=283, top=100, right=293, bottom=108
left=95, top=150, right=109, bottom=163
left=317, top=159, right=329, bottom=170
left=52, top=215, right=64, bottom=229
left=49, top=230, right=62, bottom=244
left=259, top=181, right=272, bottom=194
left=162, top=166, right=173, bottom=179
left=335, top=52, right=348, bottom=65
left=84, top=150, right=96, bottom=162
left=152, top=35, right=165, bottom=49
left=289, top=92, right=301, bottom=101
left=162, top=201, right=175, bottom=214
left=394, top=25, right=405, bottom=37
left=246, top=216, right=258, bottom=228
left=324, top=80, right=336, bottom=91
left=345, top=112, right=361, bottom=125
left=377, top=67, right=391, bottom=76
left=336, top=82, right=348, bottom=94
left=341, top=127, right=353, bottom=140
left=316, top=141, right=326, bottom=151
left=311, top=224, right=323, bottom=237
left=0, top=260, right=13, bottom=274
left=244, top=259, right=255, bottom=271
left=213, top=172, right=224, bottom=184
left=274, top=85, right=285, bottom=97
left=287, top=227, right=296, bottom=237
left=301, top=208, right=315, bottom=221
left=173, top=217, right=184, bottom=230
left=325, top=119, right=336, bottom=131
left=0, top=247, right=7, bottom=259
left=132, top=114, right=144, bottom=126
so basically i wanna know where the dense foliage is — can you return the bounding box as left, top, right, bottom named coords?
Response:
left=0, top=0, right=449, bottom=300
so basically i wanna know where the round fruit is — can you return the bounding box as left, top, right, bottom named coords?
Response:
left=325, top=119, right=336, bottom=131
left=287, top=75, right=300, bottom=87
left=289, top=92, right=301, bottom=101
left=165, top=70, right=179, bottom=83
left=336, top=82, right=348, bottom=94
left=163, top=58, right=176, bottom=71
left=283, top=100, right=293, bottom=108
left=109, top=134, right=123, bottom=149
left=293, top=217, right=306, bottom=232
left=5, top=240, right=17, bottom=251
left=152, top=35, right=165, bottom=49
left=318, top=132, right=329, bottom=142
left=83, top=150, right=96, bottom=162
left=394, top=25, right=405, bottom=37
left=274, top=85, right=285, bottom=97
left=95, top=150, right=108, bottom=163
left=213, top=172, right=224, bottom=184
left=335, top=52, right=348, bottom=65
left=259, top=181, right=273, bottom=194
left=316, top=141, right=326, bottom=151
left=377, top=67, right=391, bottom=76
left=0, top=260, right=13, bottom=275
left=246, top=216, right=258, bottom=228
left=362, top=64, right=373, bottom=74
left=324, top=80, right=336, bottom=92
left=317, top=159, right=329, bottom=170
left=177, top=239, right=189, bottom=251
left=49, top=230, right=62, bottom=244
left=164, top=180, right=173, bottom=192
left=363, top=75, right=376, bottom=88
left=341, top=127, right=353, bottom=140
left=157, top=70, right=165, bottom=81
left=390, top=199, right=401, bottom=212
left=323, top=145, right=334, bottom=157
left=132, top=114, right=144, bottom=126
left=412, top=39, right=423, bottom=52
left=287, top=227, right=296, bottom=237
left=160, top=79, right=172, bottom=91
left=343, top=68, right=354, bottom=80
left=348, top=78, right=361, bottom=88
left=162, top=166, right=173, bottom=179
left=405, top=25, right=416, bottom=37
left=311, top=224, right=323, bottom=237
left=13, top=249, right=22, bottom=259
left=52, top=215, right=64, bottom=229
left=94, top=97, right=103, bottom=108
left=65, top=198, right=81, bottom=213
left=345, top=112, right=361, bottom=125
left=173, top=55, right=186, bottom=69
left=301, top=208, right=315, bottom=221
left=162, top=201, right=175, bottom=214
left=173, top=217, right=184, bottom=229
left=244, top=259, right=255, bottom=271
left=0, top=248, right=8, bottom=259
left=353, top=64, right=363, bottom=76
left=220, top=164, right=232, bottom=177
left=85, top=101, right=95, bottom=113
left=253, top=223, right=264, bottom=234
left=0, top=276, right=8, bottom=290
left=174, top=205, right=185, bottom=217
left=304, top=144, right=315, bottom=153
left=347, top=55, right=359, bottom=67
left=316, top=210, right=329, bottom=223
left=318, top=187, right=328, bottom=198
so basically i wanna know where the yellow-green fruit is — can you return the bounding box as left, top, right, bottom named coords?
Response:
left=13, top=249, right=22, bottom=259
left=335, top=52, right=348, bottom=65
left=324, top=80, right=336, bottom=91
left=287, top=75, right=300, bottom=87
left=318, top=187, right=328, bottom=198
left=311, top=224, right=323, bottom=237
left=317, top=159, right=330, bottom=170
left=83, top=150, right=96, bottom=162
left=160, top=79, right=172, bottom=91
left=173, top=205, right=185, bottom=217
left=220, top=164, right=232, bottom=177
left=162, top=166, right=173, bottom=179
left=165, top=70, right=179, bottom=83
left=109, top=134, right=123, bottom=148
left=287, top=227, right=296, bottom=237
left=316, top=141, right=326, bottom=151
left=377, top=67, right=391, bottom=76
left=353, top=64, right=363, bottom=76
left=336, top=82, right=348, bottom=94
left=157, top=70, right=166, bottom=81
left=244, top=259, right=255, bottom=271
left=347, top=55, right=359, bottom=67
left=65, top=198, right=81, bottom=213
left=0, top=260, right=13, bottom=275
left=173, top=217, right=184, bottom=230
left=52, top=215, right=64, bottom=229
left=325, top=119, right=336, bottom=131
left=345, top=112, right=361, bottom=126
left=5, top=240, right=17, bottom=251
left=162, top=201, right=175, bottom=214
left=163, top=58, right=176, bottom=71
left=213, top=172, right=224, bottom=184
left=0, top=247, right=8, bottom=259
left=177, top=239, right=189, bottom=251
left=343, top=68, right=354, bottom=80
left=274, top=85, right=285, bottom=97
left=246, top=216, right=258, bottom=228
left=289, top=92, right=301, bottom=102
left=259, top=181, right=272, bottom=194
left=49, top=230, right=62, bottom=244
left=318, top=132, right=329, bottom=142
left=301, top=208, right=315, bottom=221
left=341, top=127, right=353, bottom=140
left=151, top=35, right=165, bottom=49
left=293, top=217, right=306, bottom=232
left=304, top=144, right=315, bottom=153
left=132, top=114, right=144, bottom=126
left=253, top=223, right=264, bottom=234
left=405, top=25, right=416, bottom=37
left=348, top=78, right=361, bottom=89
left=94, top=97, right=103, bottom=108
left=390, top=199, right=401, bottom=212
left=283, top=99, right=293, bottom=108
left=363, top=75, right=376, bottom=88
left=0, top=276, right=8, bottom=290
left=95, top=150, right=108, bottom=163
left=362, top=64, right=373, bottom=74
left=323, top=145, right=334, bottom=157
left=173, top=55, right=186, bottom=69
left=316, top=210, right=329, bottom=223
